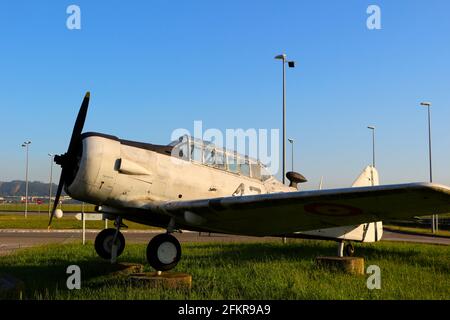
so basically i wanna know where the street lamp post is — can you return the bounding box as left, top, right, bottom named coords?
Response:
left=274, top=53, right=295, bottom=185
left=21, top=141, right=31, bottom=218
left=420, top=102, right=437, bottom=233
left=288, top=138, right=294, bottom=172
left=48, top=153, right=54, bottom=218
left=275, top=54, right=295, bottom=245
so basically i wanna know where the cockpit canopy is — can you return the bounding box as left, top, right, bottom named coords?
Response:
left=169, top=135, right=273, bottom=181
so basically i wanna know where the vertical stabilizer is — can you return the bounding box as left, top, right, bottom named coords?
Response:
left=352, top=165, right=379, bottom=187
left=297, top=165, right=383, bottom=243
left=351, top=165, right=382, bottom=242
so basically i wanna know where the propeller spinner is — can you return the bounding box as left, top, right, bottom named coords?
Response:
left=48, top=92, right=90, bottom=227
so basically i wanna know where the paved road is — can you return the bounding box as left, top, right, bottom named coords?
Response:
left=0, top=229, right=448, bottom=256
left=0, top=230, right=282, bottom=255
left=381, top=230, right=450, bottom=245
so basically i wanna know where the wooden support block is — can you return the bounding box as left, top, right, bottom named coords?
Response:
left=315, top=256, right=365, bottom=275
left=128, top=272, right=192, bottom=290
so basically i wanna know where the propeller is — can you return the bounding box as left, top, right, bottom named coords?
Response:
left=48, top=92, right=90, bottom=227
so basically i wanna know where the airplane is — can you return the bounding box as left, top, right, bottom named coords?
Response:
left=48, top=92, right=450, bottom=271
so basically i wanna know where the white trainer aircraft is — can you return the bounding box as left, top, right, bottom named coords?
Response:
left=48, top=93, right=450, bottom=271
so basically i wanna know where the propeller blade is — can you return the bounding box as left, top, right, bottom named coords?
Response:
left=67, top=92, right=90, bottom=156
left=48, top=171, right=65, bottom=227
left=48, top=92, right=90, bottom=227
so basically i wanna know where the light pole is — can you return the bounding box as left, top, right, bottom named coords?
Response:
left=420, top=102, right=437, bottom=233
left=21, top=141, right=31, bottom=218
left=288, top=138, right=294, bottom=172
left=48, top=153, right=54, bottom=218
left=274, top=53, right=295, bottom=185
left=367, top=126, right=375, bottom=168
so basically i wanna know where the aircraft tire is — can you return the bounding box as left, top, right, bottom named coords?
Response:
left=94, top=228, right=126, bottom=259
left=147, top=233, right=181, bottom=271
left=344, top=242, right=355, bottom=257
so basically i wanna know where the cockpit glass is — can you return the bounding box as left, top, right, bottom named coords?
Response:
left=227, top=154, right=238, bottom=173
left=204, top=145, right=215, bottom=166
left=240, top=159, right=250, bottom=177
left=260, top=165, right=272, bottom=181
left=215, top=150, right=226, bottom=169
left=251, top=163, right=261, bottom=180
left=173, top=135, right=273, bottom=181
left=191, top=143, right=202, bottom=162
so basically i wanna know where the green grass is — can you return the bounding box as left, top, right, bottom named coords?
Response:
left=0, top=203, right=96, bottom=213
left=0, top=214, right=158, bottom=230
left=0, top=240, right=449, bottom=300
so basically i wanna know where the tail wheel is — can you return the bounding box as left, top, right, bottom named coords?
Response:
left=147, top=233, right=181, bottom=271
left=344, top=243, right=355, bottom=257
left=94, top=228, right=125, bottom=260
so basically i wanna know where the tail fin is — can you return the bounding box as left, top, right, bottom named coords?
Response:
left=296, top=166, right=383, bottom=242
left=352, top=165, right=379, bottom=187
left=352, top=165, right=382, bottom=242
left=298, top=165, right=383, bottom=243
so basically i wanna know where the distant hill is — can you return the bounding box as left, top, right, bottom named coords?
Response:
left=0, top=180, right=64, bottom=197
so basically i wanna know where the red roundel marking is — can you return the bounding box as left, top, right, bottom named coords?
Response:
left=304, top=203, right=363, bottom=217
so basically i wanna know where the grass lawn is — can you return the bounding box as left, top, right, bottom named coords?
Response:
left=0, top=214, right=157, bottom=230
left=0, top=240, right=448, bottom=300
left=0, top=203, right=96, bottom=213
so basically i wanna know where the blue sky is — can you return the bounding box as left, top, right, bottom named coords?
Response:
left=1, top=0, right=449, bottom=190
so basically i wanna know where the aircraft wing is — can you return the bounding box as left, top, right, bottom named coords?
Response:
left=151, top=183, right=450, bottom=236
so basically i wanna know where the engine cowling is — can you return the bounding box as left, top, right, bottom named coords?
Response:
left=67, top=134, right=121, bottom=204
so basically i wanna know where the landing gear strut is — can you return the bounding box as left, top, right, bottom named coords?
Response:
left=94, top=217, right=126, bottom=263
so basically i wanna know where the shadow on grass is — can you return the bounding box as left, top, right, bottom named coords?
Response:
left=0, top=255, right=145, bottom=299
left=181, top=240, right=428, bottom=268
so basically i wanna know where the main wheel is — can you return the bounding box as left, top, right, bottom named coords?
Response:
left=344, top=243, right=355, bottom=257
left=146, top=233, right=181, bottom=271
left=95, top=228, right=125, bottom=260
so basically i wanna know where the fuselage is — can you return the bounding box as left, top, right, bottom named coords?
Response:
left=67, top=133, right=294, bottom=211
left=64, top=132, right=382, bottom=243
